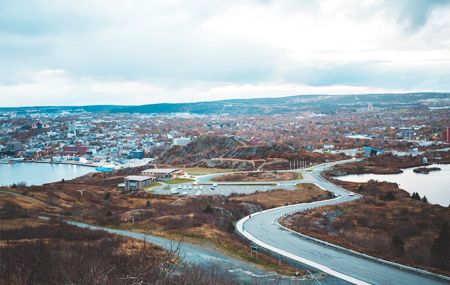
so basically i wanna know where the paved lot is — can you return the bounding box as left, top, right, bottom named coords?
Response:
left=152, top=171, right=310, bottom=196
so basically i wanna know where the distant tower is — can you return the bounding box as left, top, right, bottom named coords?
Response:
left=367, top=103, right=374, bottom=112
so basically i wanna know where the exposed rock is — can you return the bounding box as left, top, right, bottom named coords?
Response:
left=211, top=206, right=234, bottom=219
left=156, top=135, right=345, bottom=168
left=238, top=202, right=263, bottom=214
left=194, top=158, right=256, bottom=170
left=155, top=135, right=244, bottom=165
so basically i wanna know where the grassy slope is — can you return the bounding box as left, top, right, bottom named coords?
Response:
left=165, top=178, right=195, bottom=184
left=229, top=183, right=330, bottom=210
left=182, top=168, right=236, bottom=175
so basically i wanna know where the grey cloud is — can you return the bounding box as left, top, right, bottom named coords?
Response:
left=383, top=0, right=450, bottom=31
left=0, top=0, right=449, bottom=105
left=283, top=61, right=450, bottom=90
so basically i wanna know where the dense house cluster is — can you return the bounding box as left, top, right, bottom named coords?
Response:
left=0, top=104, right=449, bottom=167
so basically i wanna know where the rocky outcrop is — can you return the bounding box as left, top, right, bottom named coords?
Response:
left=222, top=144, right=294, bottom=160
left=156, top=135, right=345, bottom=169
left=193, top=158, right=257, bottom=170
left=155, top=135, right=244, bottom=165
left=237, top=202, right=263, bottom=214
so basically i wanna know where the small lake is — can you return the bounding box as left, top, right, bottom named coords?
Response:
left=0, top=162, right=95, bottom=186
left=336, top=164, right=450, bottom=207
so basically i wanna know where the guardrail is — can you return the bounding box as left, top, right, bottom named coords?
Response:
left=235, top=204, right=371, bottom=285
left=235, top=175, right=450, bottom=284
left=276, top=215, right=450, bottom=283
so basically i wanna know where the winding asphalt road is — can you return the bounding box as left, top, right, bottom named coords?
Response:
left=236, top=160, right=450, bottom=285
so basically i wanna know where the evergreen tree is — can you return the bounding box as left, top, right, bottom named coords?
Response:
left=227, top=220, right=235, bottom=232
left=203, top=204, right=213, bottom=214
left=421, top=196, right=428, bottom=203
left=411, top=192, right=421, bottom=201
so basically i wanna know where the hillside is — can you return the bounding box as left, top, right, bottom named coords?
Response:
left=155, top=135, right=345, bottom=169
left=2, top=93, right=448, bottom=115
left=154, top=135, right=244, bottom=165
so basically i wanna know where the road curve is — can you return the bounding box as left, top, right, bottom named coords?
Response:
left=236, top=160, right=450, bottom=285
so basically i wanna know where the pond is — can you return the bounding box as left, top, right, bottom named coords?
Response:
left=335, top=164, right=450, bottom=207
left=0, top=162, right=95, bottom=186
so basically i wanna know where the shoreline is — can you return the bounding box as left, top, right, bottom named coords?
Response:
left=0, top=162, right=97, bottom=187
left=335, top=162, right=449, bottom=177
left=19, top=160, right=98, bottom=168
left=333, top=163, right=450, bottom=206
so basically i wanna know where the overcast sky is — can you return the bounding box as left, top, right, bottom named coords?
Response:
left=1, top=0, right=449, bottom=107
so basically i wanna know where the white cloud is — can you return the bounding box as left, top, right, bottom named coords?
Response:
left=0, top=69, right=416, bottom=107
left=0, top=0, right=449, bottom=106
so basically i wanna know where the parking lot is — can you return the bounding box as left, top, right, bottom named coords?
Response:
left=152, top=181, right=306, bottom=196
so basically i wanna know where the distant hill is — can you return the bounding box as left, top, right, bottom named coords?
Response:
left=110, top=93, right=449, bottom=115
left=1, top=92, right=448, bottom=115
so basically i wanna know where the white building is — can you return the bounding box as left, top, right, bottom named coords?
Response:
left=323, top=144, right=335, bottom=150
left=172, top=137, right=191, bottom=146
left=142, top=168, right=184, bottom=180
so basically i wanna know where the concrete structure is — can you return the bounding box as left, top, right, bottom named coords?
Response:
left=141, top=168, right=181, bottom=180
left=124, top=175, right=153, bottom=191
